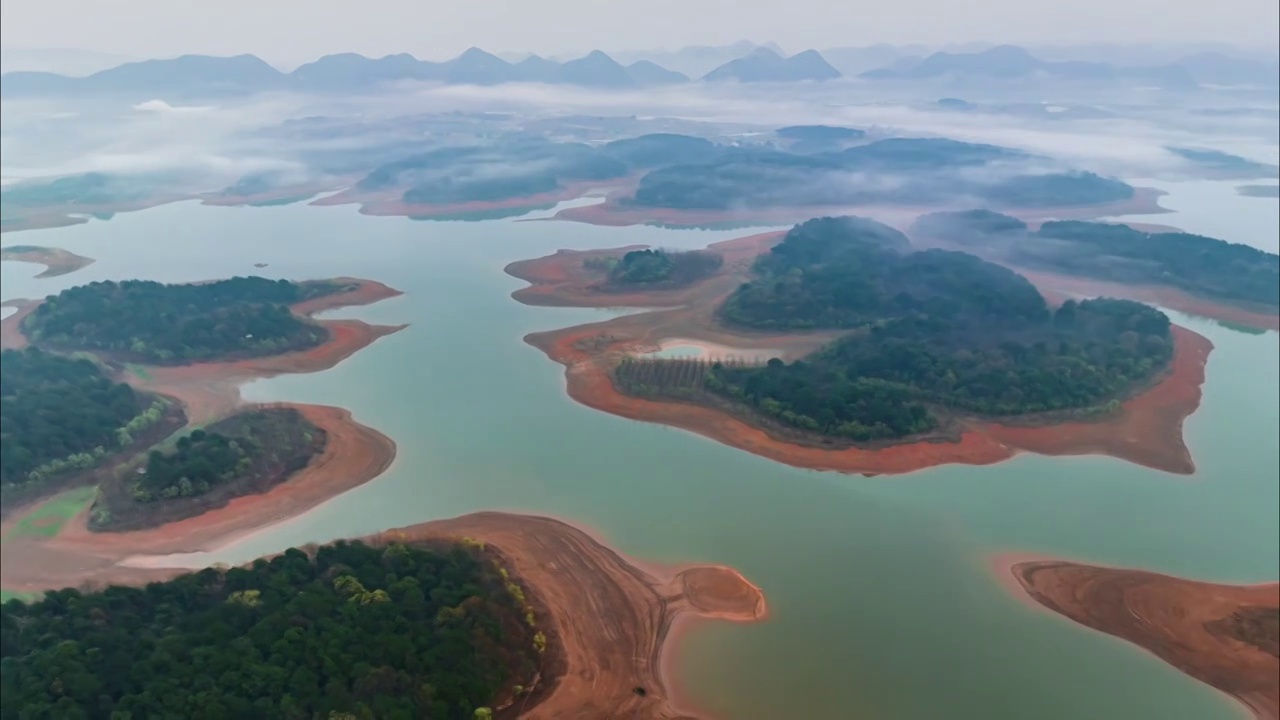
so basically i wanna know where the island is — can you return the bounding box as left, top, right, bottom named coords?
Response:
left=89, top=407, right=327, bottom=531
left=1, top=276, right=405, bottom=591
left=0, top=347, right=185, bottom=511
left=22, top=276, right=353, bottom=364
left=1238, top=185, right=1280, bottom=199
left=622, top=216, right=1173, bottom=442
left=0, top=244, right=95, bottom=278
left=1005, top=559, right=1279, bottom=720
left=0, top=512, right=767, bottom=719
left=313, top=137, right=635, bottom=220
left=0, top=172, right=196, bottom=233
left=585, top=248, right=724, bottom=291
left=554, top=137, right=1162, bottom=228
left=913, top=210, right=1280, bottom=330
left=507, top=218, right=1214, bottom=475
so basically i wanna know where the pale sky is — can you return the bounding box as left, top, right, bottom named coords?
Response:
left=2, top=0, right=1277, bottom=67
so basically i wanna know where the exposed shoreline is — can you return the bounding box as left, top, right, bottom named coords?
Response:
left=998, top=555, right=1279, bottom=720
left=1, top=507, right=767, bottom=720
left=509, top=232, right=1212, bottom=476
left=0, top=245, right=96, bottom=278
left=1, top=278, right=405, bottom=587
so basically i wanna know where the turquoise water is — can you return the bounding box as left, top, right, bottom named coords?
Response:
left=2, top=191, right=1276, bottom=719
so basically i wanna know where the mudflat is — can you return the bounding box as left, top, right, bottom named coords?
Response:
left=1007, top=559, right=1279, bottom=720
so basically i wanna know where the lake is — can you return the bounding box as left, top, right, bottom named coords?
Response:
left=2, top=185, right=1277, bottom=719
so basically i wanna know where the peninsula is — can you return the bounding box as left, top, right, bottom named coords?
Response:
left=0, top=244, right=95, bottom=278
left=913, top=210, right=1280, bottom=330
left=0, top=511, right=766, bottom=720
left=1006, top=559, right=1279, bottom=720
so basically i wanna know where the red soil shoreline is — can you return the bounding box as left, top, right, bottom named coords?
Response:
left=997, top=554, right=1279, bottom=720
left=511, top=232, right=1213, bottom=476
left=1, top=278, right=406, bottom=584
left=0, top=245, right=96, bottom=278
left=1, top=506, right=767, bottom=720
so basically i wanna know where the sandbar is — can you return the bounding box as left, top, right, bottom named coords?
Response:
left=0, top=245, right=96, bottom=278
left=1002, top=556, right=1279, bottom=720
left=511, top=232, right=1211, bottom=475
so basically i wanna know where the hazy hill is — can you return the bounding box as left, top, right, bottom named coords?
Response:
left=609, top=41, right=784, bottom=77
left=861, top=45, right=1197, bottom=88
left=2, top=54, right=287, bottom=98
left=702, top=48, right=841, bottom=82
left=0, top=48, right=695, bottom=96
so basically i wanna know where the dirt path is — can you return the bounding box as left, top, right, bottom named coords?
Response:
left=0, top=245, right=96, bottom=278
left=1005, top=558, right=1279, bottom=720
left=511, top=233, right=1212, bottom=476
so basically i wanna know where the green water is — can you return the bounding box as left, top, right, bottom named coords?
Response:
left=2, top=195, right=1276, bottom=720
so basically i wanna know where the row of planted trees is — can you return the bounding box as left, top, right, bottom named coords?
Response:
left=612, top=355, right=763, bottom=399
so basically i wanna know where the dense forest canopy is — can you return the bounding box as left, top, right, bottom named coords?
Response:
left=134, top=408, right=324, bottom=503
left=600, top=133, right=721, bottom=167
left=588, top=248, right=724, bottom=287
left=627, top=138, right=1130, bottom=211
left=358, top=139, right=629, bottom=205
left=0, top=348, right=140, bottom=487
left=914, top=211, right=1280, bottom=309
left=24, top=277, right=342, bottom=364
left=0, top=540, right=543, bottom=719
left=619, top=217, right=1175, bottom=442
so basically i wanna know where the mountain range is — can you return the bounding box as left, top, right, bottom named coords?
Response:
left=702, top=48, right=841, bottom=82
left=0, top=46, right=843, bottom=98
left=859, top=44, right=1277, bottom=88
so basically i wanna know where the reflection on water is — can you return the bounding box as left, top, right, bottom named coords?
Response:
left=0, top=194, right=1275, bottom=720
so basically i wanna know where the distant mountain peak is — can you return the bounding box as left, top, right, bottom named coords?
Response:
left=703, top=48, right=840, bottom=82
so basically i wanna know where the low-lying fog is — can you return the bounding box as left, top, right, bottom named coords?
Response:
left=1, top=79, right=1276, bottom=196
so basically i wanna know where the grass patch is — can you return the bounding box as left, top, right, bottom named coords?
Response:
left=4, top=486, right=97, bottom=541
left=0, top=589, right=41, bottom=603
left=126, top=363, right=153, bottom=381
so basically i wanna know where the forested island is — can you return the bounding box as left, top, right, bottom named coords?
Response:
left=0, top=348, right=177, bottom=502
left=615, top=216, right=1174, bottom=443
left=22, top=277, right=348, bottom=364
left=0, top=539, right=544, bottom=719
left=357, top=138, right=628, bottom=206
left=626, top=139, right=1133, bottom=211
left=584, top=248, right=723, bottom=289
left=91, top=407, right=328, bottom=530
left=913, top=211, right=1280, bottom=311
